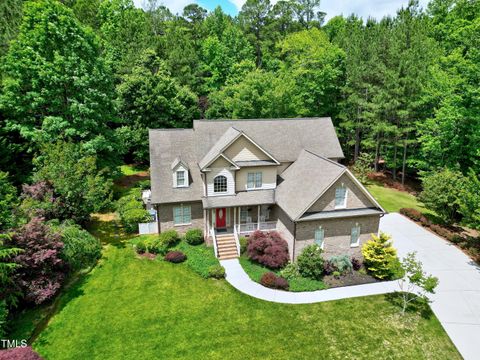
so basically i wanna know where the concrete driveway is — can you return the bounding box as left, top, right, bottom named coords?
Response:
left=381, top=213, right=480, bottom=360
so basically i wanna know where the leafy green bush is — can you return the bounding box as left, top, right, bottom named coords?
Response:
left=58, top=223, right=102, bottom=271
left=174, top=242, right=219, bottom=278
left=419, top=168, right=464, bottom=224
left=207, top=265, right=225, bottom=279
left=116, top=192, right=151, bottom=233
left=362, top=232, right=399, bottom=280
left=279, top=262, right=300, bottom=280
left=458, top=169, right=480, bottom=230
left=297, top=244, right=324, bottom=280
left=159, top=230, right=180, bottom=247
left=328, top=255, right=353, bottom=274
left=145, top=237, right=168, bottom=255
left=135, top=240, right=147, bottom=254
left=184, top=228, right=203, bottom=245
left=0, top=300, right=7, bottom=339
left=239, top=236, right=248, bottom=254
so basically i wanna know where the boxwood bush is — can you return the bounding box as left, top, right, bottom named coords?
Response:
left=297, top=244, right=324, bottom=280
left=207, top=264, right=225, bottom=279
left=159, top=229, right=180, bottom=247
left=184, top=228, right=203, bottom=245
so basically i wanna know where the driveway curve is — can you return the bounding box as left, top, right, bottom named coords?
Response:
left=221, top=213, right=480, bottom=359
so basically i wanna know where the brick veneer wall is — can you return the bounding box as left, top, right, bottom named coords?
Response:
left=294, top=215, right=381, bottom=260
left=157, top=201, right=205, bottom=235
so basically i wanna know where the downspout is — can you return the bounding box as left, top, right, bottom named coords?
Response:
left=292, top=221, right=297, bottom=261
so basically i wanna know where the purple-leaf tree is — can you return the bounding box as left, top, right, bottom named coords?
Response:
left=8, top=217, right=66, bottom=305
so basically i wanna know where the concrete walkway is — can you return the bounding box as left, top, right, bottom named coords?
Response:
left=381, top=213, right=480, bottom=360
left=221, top=213, right=480, bottom=359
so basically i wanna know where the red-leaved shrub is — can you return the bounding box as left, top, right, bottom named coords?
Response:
left=0, top=346, right=43, bottom=360
left=399, top=208, right=431, bottom=226
left=7, top=218, right=66, bottom=305
left=247, top=230, right=289, bottom=269
left=260, top=272, right=289, bottom=290
left=164, top=251, right=186, bottom=263
left=351, top=257, right=362, bottom=271
left=260, top=272, right=277, bottom=288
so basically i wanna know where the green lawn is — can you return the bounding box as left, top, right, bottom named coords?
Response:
left=366, top=183, right=430, bottom=213
left=32, top=245, right=460, bottom=360
left=239, top=255, right=327, bottom=292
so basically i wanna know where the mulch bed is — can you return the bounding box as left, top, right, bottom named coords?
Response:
left=323, top=271, right=380, bottom=288
left=367, top=172, right=420, bottom=195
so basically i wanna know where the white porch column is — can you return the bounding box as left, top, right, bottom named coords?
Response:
left=257, top=205, right=260, bottom=230
left=233, top=207, right=237, bottom=232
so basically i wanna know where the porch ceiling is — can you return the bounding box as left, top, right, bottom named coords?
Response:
left=202, top=190, right=275, bottom=209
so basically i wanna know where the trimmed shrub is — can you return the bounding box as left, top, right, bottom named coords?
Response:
left=274, top=276, right=289, bottom=290
left=141, top=237, right=168, bottom=255
left=260, top=272, right=277, bottom=288
left=430, top=224, right=455, bottom=240
left=362, top=232, right=399, bottom=280
left=58, top=223, right=102, bottom=271
left=0, top=346, right=43, bottom=359
left=279, top=262, right=300, bottom=280
left=351, top=257, right=362, bottom=271
left=135, top=240, right=147, bottom=254
left=116, top=192, right=151, bottom=233
left=247, top=230, right=289, bottom=269
left=329, top=255, right=353, bottom=274
left=159, top=230, right=180, bottom=248
left=323, top=260, right=335, bottom=275
left=239, top=236, right=248, bottom=254
left=260, top=272, right=289, bottom=290
left=184, top=228, right=203, bottom=245
left=207, top=265, right=225, bottom=279
left=164, top=251, right=186, bottom=263
left=297, top=244, right=324, bottom=280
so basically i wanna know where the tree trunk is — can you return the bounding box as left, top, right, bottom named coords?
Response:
left=401, top=135, right=408, bottom=185
left=374, top=132, right=381, bottom=172
left=354, top=120, right=361, bottom=163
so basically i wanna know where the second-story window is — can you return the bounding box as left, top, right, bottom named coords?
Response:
left=247, top=172, right=262, bottom=189
left=214, top=175, right=227, bottom=193
left=176, top=170, right=186, bottom=187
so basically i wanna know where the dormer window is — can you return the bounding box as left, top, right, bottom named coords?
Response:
left=214, top=175, right=227, bottom=193
left=172, top=160, right=189, bottom=188
left=176, top=170, right=186, bottom=187
left=335, top=184, right=347, bottom=209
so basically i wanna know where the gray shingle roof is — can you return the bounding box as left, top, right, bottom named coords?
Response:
left=202, top=190, right=275, bottom=209
left=198, top=127, right=241, bottom=169
left=149, top=117, right=344, bottom=204
left=298, top=208, right=384, bottom=221
left=275, top=150, right=347, bottom=220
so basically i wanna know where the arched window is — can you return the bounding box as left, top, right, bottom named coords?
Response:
left=214, top=175, right=227, bottom=193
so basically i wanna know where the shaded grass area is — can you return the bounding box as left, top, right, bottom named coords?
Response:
left=366, top=183, right=431, bottom=214
left=33, top=246, right=460, bottom=360
left=239, top=255, right=327, bottom=292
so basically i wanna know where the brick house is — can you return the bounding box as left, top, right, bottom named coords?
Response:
left=149, top=118, right=385, bottom=260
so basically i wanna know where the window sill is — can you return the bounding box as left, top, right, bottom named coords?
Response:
left=174, top=223, right=192, bottom=227
left=350, top=243, right=359, bottom=248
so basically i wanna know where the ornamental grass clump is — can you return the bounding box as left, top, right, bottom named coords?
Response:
left=247, top=230, right=289, bottom=269
left=362, top=232, right=400, bottom=280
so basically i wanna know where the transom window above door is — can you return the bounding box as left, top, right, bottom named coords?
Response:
left=247, top=172, right=262, bottom=189
left=214, top=175, right=227, bottom=193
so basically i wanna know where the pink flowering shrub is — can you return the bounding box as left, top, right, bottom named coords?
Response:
left=247, top=230, right=289, bottom=269
left=8, top=218, right=66, bottom=304
left=0, top=346, right=43, bottom=359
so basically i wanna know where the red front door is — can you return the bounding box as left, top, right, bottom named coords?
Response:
left=216, top=208, right=226, bottom=228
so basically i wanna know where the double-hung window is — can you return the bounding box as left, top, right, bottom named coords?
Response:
left=240, top=207, right=248, bottom=222
left=335, top=184, right=347, bottom=208
left=247, top=172, right=262, bottom=189
left=173, top=204, right=191, bottom=225
left=176, top=171, right=186, bottom=187
left=350, top=224, right=360, bottom=247
left=314, top=227, right=325, bottom=249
